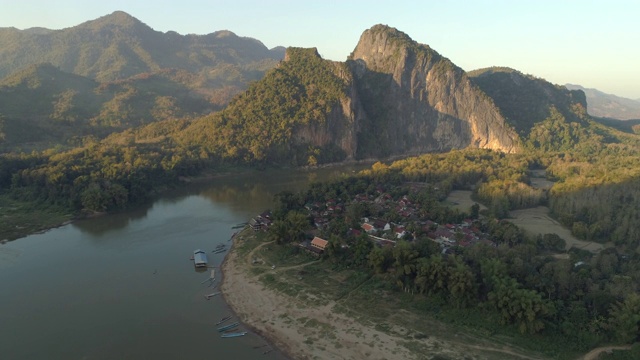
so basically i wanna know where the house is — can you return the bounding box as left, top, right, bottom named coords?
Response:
left=249, top=210, right=273, bottom=232
left=248, top=218, right=262, bottom=231
left=193, top=249, right=208, bottom=268
left=311, top=237, right=329, bottom=252
left=362, top=223, right=375, bottom=233
left=394, top=226, right=406, bottom=239
left=373, top=219, right=391, bottom=231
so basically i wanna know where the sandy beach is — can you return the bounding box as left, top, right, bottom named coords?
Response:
left=219, top=231, right=550, bottom=360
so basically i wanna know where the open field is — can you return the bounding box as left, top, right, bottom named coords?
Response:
left=509, top=206, right=609, bottom=253
left=445, top=190, right=486, bottom=213
left=444, top=178, right=610, bottom=254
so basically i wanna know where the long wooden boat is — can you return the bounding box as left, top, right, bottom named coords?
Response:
left=217, top=322, right=239, bottom=332
left=204, top=292, right=220, bottom=299
left=216, top=315, right=232, bottom=325
left=221, top=331, right=247, bottom=338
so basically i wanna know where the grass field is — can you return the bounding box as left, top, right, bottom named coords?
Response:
left=445, top=190, right=486, bottom=213
left=0, top=194, right=74, bottom=241
left=509, top=206, right=608, bottom=253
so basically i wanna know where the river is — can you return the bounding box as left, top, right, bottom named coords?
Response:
left=0, top=165, right=367, bottom=359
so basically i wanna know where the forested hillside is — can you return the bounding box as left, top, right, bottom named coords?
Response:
left=1, top=22, right=640, bottom=261
left=0, top=64, right=213, bottom=151
left=0, top=11, right=284, bottom=151
left=0, top=11, right=284, bottom=81
left=174, top=47, right=354, bottom=165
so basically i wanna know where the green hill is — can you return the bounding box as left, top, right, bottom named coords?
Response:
left=0, top=64, right=212, bottom=151
left=0, top=11, right=283, bottom=82
left=0, top=11, right=285, bottom=151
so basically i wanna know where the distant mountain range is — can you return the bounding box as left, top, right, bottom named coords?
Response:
left=565, top=84, right=640, bottom=120
left=0, top=12, right=630, bottom=161
left=0, top=11, right=284, bottom=151
left=0, top=11, right=284, bottom=81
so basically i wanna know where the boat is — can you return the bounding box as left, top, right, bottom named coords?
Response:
left=213, top=244, right=226, bottom=251
left=217, top=322, right=239, bottom=332
left=221, top=331, right=247, bottom=338
left=200, top=269, right=216, bottom=283
left=193, top=249, right=208, bottom=268
left=204, top=291, right=220, bottom=299
left=216, top=315, right=232, bottom=325
left=213, top=248, right=226, bottom=254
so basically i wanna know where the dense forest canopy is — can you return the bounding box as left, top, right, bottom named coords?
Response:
left=264, top=147, right=640, bottom=356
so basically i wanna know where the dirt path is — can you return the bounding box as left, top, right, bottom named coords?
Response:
left=223, top=234, right=549, bottom=360
left=245, top=239, right=319, bottom=271
left=463, top=344, right=545, bottom=360
left=580, top=345, right=632, bottom=360
left=245, top=239, right=274, bottom=266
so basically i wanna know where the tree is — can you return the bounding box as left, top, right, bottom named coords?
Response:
left=447, top=256, right=476, bottom=307
left=470, top=203, right=480, bottom=219
left=267, top=220, right=289, bottom=244
left=368, top=246, right=391, bottom=274
left=488, top=276, right=549, bottom=334
left=285, top=211, right=309, bottom=243
left=608, top=293, right=640, bottom=343
left=392, top=240, right=419, bottom=292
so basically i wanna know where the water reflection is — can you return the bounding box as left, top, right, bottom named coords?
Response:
left=0, top=163, right=373, bottom=359
left=72, top=202, right=154, bottom=235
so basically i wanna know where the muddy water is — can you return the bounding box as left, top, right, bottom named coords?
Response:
left=0, top=165, right=366, bottom=359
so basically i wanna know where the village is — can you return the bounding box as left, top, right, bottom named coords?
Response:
left=248, top=187, right=497, bottom=256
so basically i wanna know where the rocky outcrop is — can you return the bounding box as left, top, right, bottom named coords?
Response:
left=347, top=25, right=519, bottom=156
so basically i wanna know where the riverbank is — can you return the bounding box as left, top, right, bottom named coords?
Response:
left=220, top=230, right=418, bottom=359
left=219, top=229, right=553, bottom=360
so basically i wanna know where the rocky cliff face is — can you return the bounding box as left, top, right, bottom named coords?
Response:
left=185, top=26, right=545, bottom=165
left=283, top=50, right=361, bottom=161
left=346, top=25, right=519, bottom=156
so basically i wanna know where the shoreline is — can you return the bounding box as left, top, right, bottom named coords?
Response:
left=218, top=229, right=628, bottom=360
left=219, top=230, right=295, bottom=360
left=219, top=230, right=474, bottom=360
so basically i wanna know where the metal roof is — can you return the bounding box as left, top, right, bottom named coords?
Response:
left=193, top=249, right=208, bottom=266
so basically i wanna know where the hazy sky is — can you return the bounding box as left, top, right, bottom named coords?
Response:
left=1, top=0, right=638, bottom=98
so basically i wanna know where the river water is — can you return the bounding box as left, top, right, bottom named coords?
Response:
left=0, top=165, right=366, bottom=359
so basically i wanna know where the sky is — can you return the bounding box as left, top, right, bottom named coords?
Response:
left=1, top=0, right=639, bottom=99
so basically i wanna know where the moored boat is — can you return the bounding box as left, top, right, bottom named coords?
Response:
left=221, top=331, right=247, bottom=338
left=193, top=249, right=208, bottom=268
left=216, top=315, right=232, bottom=325
left=217, top=322, right=239, bottom=332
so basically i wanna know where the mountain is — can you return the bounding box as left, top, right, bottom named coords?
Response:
left=349, top=26, right=518, bottom=155
left=0, top=11, right=285, bottom=151
left=469, top=67, right=588, bottom=136
left=0, top=11, right=283, bottom=81
left=565, top=84, right=640, bottom=120
left=0, top=21, right=606, bottom=164
left=174, top=25, right=538, bottom=166
left=0, top=63, right=212, bottom=151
